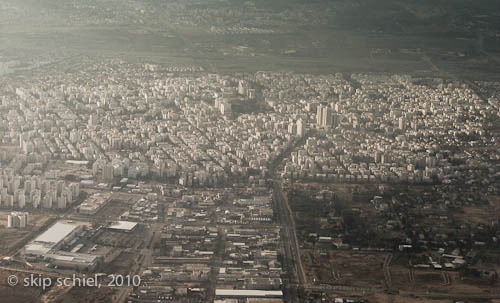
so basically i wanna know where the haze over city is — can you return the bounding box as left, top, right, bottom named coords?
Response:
left=1, top=1, right=500, bottom=302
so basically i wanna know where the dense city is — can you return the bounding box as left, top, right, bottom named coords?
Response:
left=2, top=0, right=500, bottom=302
left=0, top=57, right=499, bottom=302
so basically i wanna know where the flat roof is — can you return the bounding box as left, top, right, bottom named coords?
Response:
left=108, top=221, right=138, bottom=231
left=65, top=160, right=89, bottom=165
left=34, top=222, right=79, bottom=245
left=215, top=290, right=283, bottom=298
left=47, top=252, right=99, bottom=263
left=25, top=243, right=52, bottom=255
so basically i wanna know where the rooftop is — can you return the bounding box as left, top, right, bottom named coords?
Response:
left=107, top=221, right=138, bottom=232
left=34, top=222, right=79, bottom=245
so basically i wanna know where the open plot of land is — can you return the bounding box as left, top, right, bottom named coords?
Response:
left=1, top=22, right=497, bottom=79
left=53, top=285, right=117, bottom=303
left=94, top=229, right=146, bottom=250
left=298, top=183, right=381, bottom=203
left=367, top=293, right=454, bottom=303
left=0, top=228, right=31, bottom=256
left=0, top=211, right=53, bottom=229
left=92, top=200, right=130, bottom=220
left=488, top=195, right=500, bottom=216
left=103, top=251, right=137, bottom=276
left=303, top=251, right=386, bottom=289
left=413, top=271, right=446, bottom=287
left=0, top=212, right=55, bottom=256
left=460, top=206, right=496, bottom=225
left=110, top=192, right=143, bottom=203
left=0, top=270, right=44, bottom=303
left=390, top=264, right=499, bottom=294
left=45, top=160, right=91, bottom=178
left=452, top=196, right=500, bottom=225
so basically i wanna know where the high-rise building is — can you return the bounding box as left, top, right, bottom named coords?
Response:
left=88, top=114, right=99, bottom=126
left=297, top=119, right=305, bottom=137
left=43, top=191, right=54, bottom=209
left=426, top=156, right=436, bottom=168
left=220, top=101, right=232, bottom=115
left=316, top=105, right=324, bottom=126
left=24, top=180, right=32, bottom=193
left=103, top=165, right=114, bottom=181
left=322, top=107, right=333, bottom=128
left=70, top=183, right=80, bottom=199
left=92, top=162, right=100, bottom=177
left=238, top=81, right=247, bottom=96
left=18, top=193, right=26, bottom=209
left=8, top=212, right=29, bottom=229
left=58, top=196, right=67, bottom=209
left=56, top=180, right=65, bottom=195
left=399, top=116, right=406, bottom=130
left=32, top=190, right=41, bottom=208
left=317, top=104, right=332, bottom=128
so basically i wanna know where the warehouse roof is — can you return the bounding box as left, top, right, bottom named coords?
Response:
left=35, top=222, right=79, bottom=245
left=107, top=221, right=138, bottom=232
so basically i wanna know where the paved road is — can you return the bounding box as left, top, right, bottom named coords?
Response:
left=273, top=183, right=306, bottom=286
left=268, top=132, right=311, bottom=302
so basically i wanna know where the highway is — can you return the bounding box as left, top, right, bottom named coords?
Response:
left=113, top=222, right=165, bottom=303
left=273, top=183, right=306, bottom=287
left=268, top=132, right=311, bottom=302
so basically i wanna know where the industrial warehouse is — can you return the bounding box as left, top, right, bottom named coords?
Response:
left=24, top=221, right=102, bottom=271
left=106, top=220, right=138, bottom=233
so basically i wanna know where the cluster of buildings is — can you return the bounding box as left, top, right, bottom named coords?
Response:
left=217, top=196, right=274, bottom=225
left=132, top=190, right=284, bottom=302
left=143, top=263, right=211, bottom=283
left=170, top=1, right=336, bottom=31
left=217, top=225, right=282, bottom=290
left=7, top=211, right=29, bottom=229
left=215, top=193, right=283, bottom=299
left=2, top=53, right=500, bottom=301
left=0, top=62, right=295, bottom=189
left=7, top=61, right=498, bottom=192
left=119, top=196, right=159, bottom=222
left=278, top=74, right=500, bottom=189
left=24, top=221, right=101, bottom=271
left=77, top=192, right=111, bottom=215
left=294, top=182, right=500, bottom=283
left=0, top=168, right=80, bottom=210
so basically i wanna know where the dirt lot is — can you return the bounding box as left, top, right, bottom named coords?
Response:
left=0, top=228, right=31, bottom=256
left=458, top=205, right=498, bottom=226
left=93, top=201, right=130, bottom=220
left=367, top=293, right=454, bottom=303
left=0, top=270, right=45, bottom=303
left=103, top=251, right=137, bottom=276
left=390, top=264, right=498, bottom=295
left=53, top=285, right=117, bottom=303
left=94, top=227, right=147, bottom=249
left=488, top=195, right=500, bottom=219
left=449, top=194, right=500, bottom=226
left=303, top=250, right=386, bottom=289
left=110, top=192, right=143, bottom=203
left=0, top=212, right=55, bottom=256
